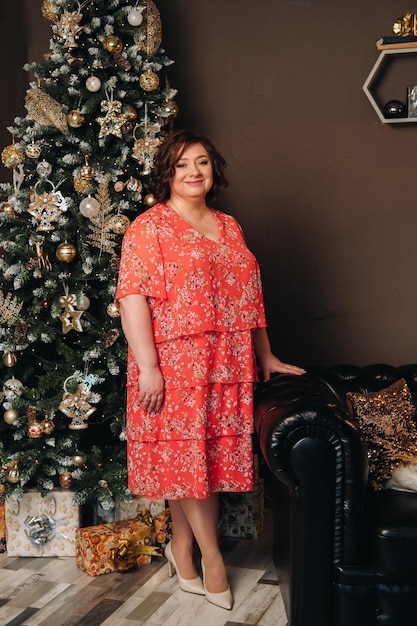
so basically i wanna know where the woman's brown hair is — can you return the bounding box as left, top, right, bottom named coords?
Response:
left=151, top=129, right=228, bottom=203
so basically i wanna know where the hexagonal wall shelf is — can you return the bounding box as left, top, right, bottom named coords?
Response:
left=363, top=47, right=417, bottom=123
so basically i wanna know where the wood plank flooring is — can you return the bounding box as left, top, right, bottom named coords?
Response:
left=0, top=508, right=287, bottom=626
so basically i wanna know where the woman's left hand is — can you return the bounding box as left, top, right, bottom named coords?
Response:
left=258, top=352, right=306, bottom=382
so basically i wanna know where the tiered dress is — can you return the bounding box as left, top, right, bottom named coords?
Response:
left=116, top=203, right=267, bottom=499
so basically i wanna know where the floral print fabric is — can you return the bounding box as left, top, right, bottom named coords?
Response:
left=116, top=203, right=267, bottom=499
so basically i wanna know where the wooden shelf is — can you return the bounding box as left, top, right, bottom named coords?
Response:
left=363, top=47, right=417, bottom=124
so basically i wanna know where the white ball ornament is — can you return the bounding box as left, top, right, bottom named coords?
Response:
left=86, top=76, right=102, bottom=92
left=37, top=160, right=52, bottom=178
left=127, top=8, right=144, bottom=26
left=79, top=196, right=100, bottom=218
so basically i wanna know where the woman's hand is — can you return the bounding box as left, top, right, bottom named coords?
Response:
left=138, top=365, right=165, bottom=412
left=257, top=352, right=306, bottom=382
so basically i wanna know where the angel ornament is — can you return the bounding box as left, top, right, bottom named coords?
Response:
left=59, top=373, right=97, bottom=429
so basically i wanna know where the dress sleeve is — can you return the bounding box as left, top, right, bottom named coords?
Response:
left=116, top=215, right=167, bottom=302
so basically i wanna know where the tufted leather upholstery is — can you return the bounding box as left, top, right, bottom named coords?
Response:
left=254, top=364, right=417, bottom=626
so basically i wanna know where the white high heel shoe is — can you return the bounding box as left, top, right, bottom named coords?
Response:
left=201, top=560, right=234, bottom=610
left=164, top=541, right=205, bottom=595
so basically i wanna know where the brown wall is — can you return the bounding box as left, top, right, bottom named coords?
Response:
left=1, top=1, right=416, bottom=367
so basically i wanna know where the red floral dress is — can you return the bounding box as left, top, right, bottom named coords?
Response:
left=116, top=203, right=267, bottom=499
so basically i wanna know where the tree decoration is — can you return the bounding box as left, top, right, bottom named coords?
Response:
left=58, top=373, right=97, bottom=429
left=5, top=461, right=20, bottom=483
left=127, top=5, right=144, bottom=27
left=0, top=290, right=23, bottom=327
left=87, top=175, right=119, bottom=255
left=59, top=287, right=84, bottom=333
left=79, top=195, right=100, bottom=218
left=97, top=98, right=128, bottom=139
left=102, top=35, right=123, bottom=55
left=37, top=160, right=52, bottom=178
left=56, top=241, right=77, bottom=263
left=2, top=352, right=18, bottom=368
left=27, top=180, right=68, bottom=232
left=79, top=156, right=95, bottom=181
left=135, top=0, right=162, bottom=56
left=41, top=0, right=59, bottom=22
left=25, top=85, right=68, bottom=133
left=25, top=140, right=42, bottom=159
left=53, top=10, right=84, bottom=48
left=29, top=235, right=53, bottom=271
left=1, top=141, right=25, bottom=169
left=139, top=68, right=159, bottom=91
left=3, top=408, right=19, bottom=425
left=59, top=470, right=74, bottom=488
left=67, top=109, right=85, bottom=128
left=85, top=76, right=102, bottom=92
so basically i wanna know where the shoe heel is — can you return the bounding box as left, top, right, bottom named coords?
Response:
left=164, top=541, right=205, bottom=595
left=201, top=560, right=233, bottom=610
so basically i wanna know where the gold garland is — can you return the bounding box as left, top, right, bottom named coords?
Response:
left=25, top=86, right=68, bottom=134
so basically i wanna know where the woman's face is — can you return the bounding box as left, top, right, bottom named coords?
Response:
left=169, top=143, right=213, bottom=202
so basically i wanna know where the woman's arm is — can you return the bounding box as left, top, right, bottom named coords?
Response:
left=252, top=327, right=305, bottom=381
left=119, top=294, right=164, bottom=412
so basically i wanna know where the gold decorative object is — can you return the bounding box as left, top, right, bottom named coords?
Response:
left=6, top=461, right=20, bottom=483
left=27, top=184, right=67, bottom=232
left=87, top=175, right=119, bottom=255
left=97, top=99, right=127, bottom=138
left=59, top=375, right=96, bottom=429
left=41, top=0, right=59, bottom=22
left=139, top=69, right=159, bottom=91
left=135, top=0, right=162, bottom=56
left=58, top=292, right=83, bottom=333
left=3, top=408, right=19, bottom=425
left=132, top=135, right=161, bottom=173
left=56, top=241, right=77, bottom=263
left=393, top=12, right=417, bottom=36
left=25, top=141, right=42, bottom=159
left=0, top=290, right=23, bottom=327
left=80, top=156, right=95, bottom=180
left=109, top=213, right=130, bottom=235
left=1, top=143, right=25, bottom=169
left=102, top=35, right=123, bottom=54
left=107, top=302, right=120, bottom=318
left=53, top=10, right=83, bottom=48
left=67, top=109, right=85, bottom=128
left=25, top=86, right=68, bottom=133
left=144, top=193, right=156, bottom=207
left=29, top=235, right=52, bottom=271
left=74, top=175, right=92, bottom=194
left=71, top=451, right=88, bottom=467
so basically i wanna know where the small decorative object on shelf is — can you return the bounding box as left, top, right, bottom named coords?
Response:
left=363, top=16, right=417, bottom=124
left=383, top=99, right=406, bottom=118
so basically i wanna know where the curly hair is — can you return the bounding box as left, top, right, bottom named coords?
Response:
left=151, top=129, right=228, bottom=203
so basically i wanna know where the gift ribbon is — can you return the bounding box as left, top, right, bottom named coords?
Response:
left=25, top=514, right=56, bottom=544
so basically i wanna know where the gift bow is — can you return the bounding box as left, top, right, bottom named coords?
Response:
left=25, top=514, right=56, bottom=544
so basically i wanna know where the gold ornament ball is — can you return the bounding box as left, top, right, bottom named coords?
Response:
left=163, top=100, right=179, bottom=120
left=107, top=302, right=120, bottom=318
left=7, top=468, right=20, bottom=483
left=1, top=144, right=25, bottom=169
left=56, top=242, right=77, bottom=263
left=144, top=193, right=156, bottom=207
left=41, top=0, right=59, bottom=21
left=2, top=351, right=17, bottom=368
left=26, top=143, right=42, bottom=159
left=109, top=214, right=130, bottom=235
left=41, top=418, right=55, bottom=435
left=59, top=471, right=74, bottom=488
left=67, top=110, right=85, bottom=128
left=80, top=164, right=95, bottom=180
left=73, top=176, right=92, bottom=194
left=103, top=35, right=123, bottom=55
left=4, top=408, right=19, bottom=425
left=126, top=177, right=142, bottom=193
left=72, top=452, right=88, bottom=467
left=1, top=201, right=16, bottom=217
left=139, top=70, right=159, bottom=92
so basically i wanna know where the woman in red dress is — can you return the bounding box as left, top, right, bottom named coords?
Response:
left=116, top=129, right=304, bottom=609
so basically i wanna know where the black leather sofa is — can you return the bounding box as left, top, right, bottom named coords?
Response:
left=254, top=364, right=417, bottom=626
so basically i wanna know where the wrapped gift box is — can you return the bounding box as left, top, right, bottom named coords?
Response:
left=218, top=479, right=264, bottom=539
left=0, top=501, right=6, bottom=553
left=76, top=519, right=158, bottom=577
left=115, top=496, right=166, bottom=521
left=5, top=489, right=80, bottom=556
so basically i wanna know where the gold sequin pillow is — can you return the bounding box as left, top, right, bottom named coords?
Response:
left=346, top=378, right=417, bottom=490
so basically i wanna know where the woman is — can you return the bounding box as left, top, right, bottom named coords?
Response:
left=116, top=129, right=304, bottom=609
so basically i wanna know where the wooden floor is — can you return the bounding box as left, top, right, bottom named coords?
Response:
left=0, top=508, right=287, bottom=626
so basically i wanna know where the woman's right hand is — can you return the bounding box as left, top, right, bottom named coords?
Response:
left=138, top=366, right=165, bottom=412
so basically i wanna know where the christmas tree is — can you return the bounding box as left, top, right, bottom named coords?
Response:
left=0, top=0, right=178, bottom=510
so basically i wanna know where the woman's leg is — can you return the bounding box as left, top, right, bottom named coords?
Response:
left=168, top=499, right=199, bottom=580
left=179, top=494, right=229, bottom=593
